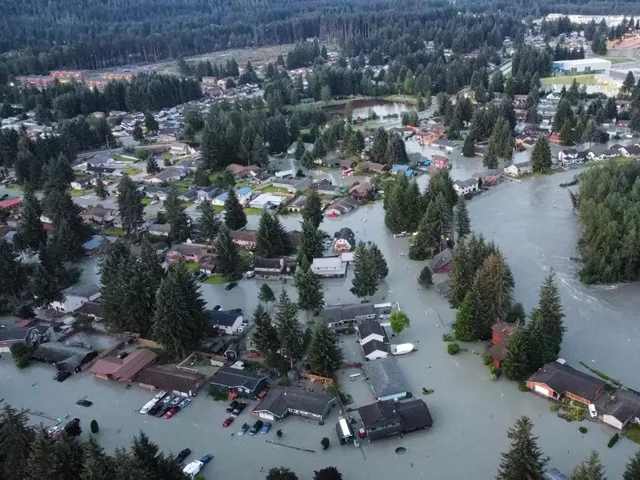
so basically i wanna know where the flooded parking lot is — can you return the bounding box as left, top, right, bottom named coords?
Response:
left=3, top=167, right=640, bottom=478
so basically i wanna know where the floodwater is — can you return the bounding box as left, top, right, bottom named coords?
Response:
left=3, top=164, right=640, bottom=479
left=325, top=99, right=415, bottom=121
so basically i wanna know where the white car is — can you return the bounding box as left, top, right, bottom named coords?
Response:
left=245, top=270, right=255, bottom=278
left=588, top=404, right=598, bottom=418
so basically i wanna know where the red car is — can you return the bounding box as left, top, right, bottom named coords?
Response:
left=327, top=212, right=339, bottom=218
left=164, top=407, right=180, bottom=419
left=223, top=416, right=235, bottom=427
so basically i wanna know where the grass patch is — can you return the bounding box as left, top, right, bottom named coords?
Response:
left=578, top=361, right=622, bottom=386
left=442, top=333, right=455, bottom=342
left=123, top=166, right=140, bottom=176
left=382, top=94, right=419, bottom=105
left=607, top=56, right=631, bottom=64
left=6, top=184, right=25, bottom=191
left=260, top=185, right=289, bottom=194
left=141, top=197, right=150, bottom=206
left=540, top=74, right=597, bottom=85
left=68, top=189, right=92, bottom=197
left=104, top=227, right=124, bottom=237
left=204, top=274, right=230, bottom=284
left=243, top=207, right=263, bottom=216
left=185, top=262, right=200, bottom=273
left=628, top=424, right=640, bottom=444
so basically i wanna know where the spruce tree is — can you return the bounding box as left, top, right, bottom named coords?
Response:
left=213, top=226, right=241, bottom=276
left=152, top=262, right=208, bottom=359
left=25, top=431, right=57, bottom=480
left=530, top=272, right=565, bottom=365
left=404, top=180, right=424, bottom=233
left=369, top=243, right=388, bottom=280
left=385, top=133, right=408, bottom=165
left=252, top=304, right=280, bottom=358
left=193, top=166, right=211, bottom=187
left=307, top=323, right=343, bottom=377
left=449, top=239, right=473, bottom=308
left=371, top=127, right=388, bottom=163
left=223, top=188, right=247, bottom=230
left=131, top=241, right=165, bottom=336
left=426, top=169, right=457, bottom=215
left=252, top=134, right=269, bottom=167
left=116, top=175, right=144, bottom=237
left=31, top=244, right=66, bottom=308
left=454, top=283, right=483, bottom=341
left=559, top=119, right=575, bottom=146
left=350, top=242, right=378, bottom=300
left=302, top=189, right=323, bottom=230
left=409, top=193, right=451, bottom=260
left=297, top=218, right=324, bottom=264
left=267, top=467, right=299, bottom=480
left=474, top=253, right=514, bottom=333
left=146, top=157, right=160, bottom=174
left=164, top=187, right=191, bottom=243
left=502, top=325, right=531, bottom=380
left=196, top=199, right=221, bottom=243
left=99, top=243, right=135, bottom=332
left=455, top=195, right=471, bottom=239
left=14, top=187, right=46, bottom=253
left=43, top=154, right=74, bottom=194
left=312, top=136, right=327, bottom=158
left=275, top=290, right=303, bottom=369
left=570, top=451, right=606, bottom=480
left=384, top=173, right=410, bottom=233
left=256, top=212, right=292, bottom=258
left=623, top=449, right=640, bottom=480
left=418, top=265, right=433, bottom=287
left=531, top=137, right=552, bottom=173
left=294, top=257, right=324, bottom=319
left=0, top=405, right=34, bottom=480
left=94, top=176, right=108, bottom=200
left=80, top=436, right=114, bottom=480
left=497, top=416, right=547, bottom=480
left=483, top=149, right=499, bottom=170
left=129, top=432, right=160, bottom=471
left=294, top=138, right=306, bottom=161
left=462, top=135, right=475, bottom=157
left=258, top=284, right=276, bottom=306
left=51, top=437, right=84, bottom=480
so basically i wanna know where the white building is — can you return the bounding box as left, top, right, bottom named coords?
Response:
left=50, top=284, right=101, bottom=313
left=209, top=310, right=243, bottom=335
left=311, top=257, right=347, bottom=278
left=552, top=58, right=611, bottom=76
left=453, top=178, right=479, bottom=196
left=558, top=148, right=579, bottom=164
left=504, top=161, right=532, bottom=177
left=212, top=187, right=252, bottom=207
left=249, top=193, right=287, bottom=210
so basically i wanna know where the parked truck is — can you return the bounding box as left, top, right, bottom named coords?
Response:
left=182, top=460, right=204, bottom=478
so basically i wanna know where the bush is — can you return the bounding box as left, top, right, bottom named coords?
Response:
left=207, top=387, right=229, bottom=401
left=422, top=388, right=434, bottom=395
left=442, top=333, right=455, bottom=342
left=90, top=420, right=99, bottom=433
left=490, top=373, right=498, bottom=381
left=550, top=404, right=561, bottom=412
left=579, top=426, right=588, bottom=434
left=321, top=437, right=330, bottom=450
left=489, top=364, right=497, bottom=374
left=518, top=382, right=530, bottom=392
left=318, top=420, right=325, bottom=426
left=447, top=343, right=461, bottom=355
left=483, top=354, right=492, bottom=365
left=607, top=433, right=619, bottom=448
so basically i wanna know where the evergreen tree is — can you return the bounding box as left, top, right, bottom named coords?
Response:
left=146, top=157, right=160, bottom=174
left=483, top=149, right=499, bottom=170
left=275, top=290, right=303, bottom=369
left=94, top=176, right=108, bottom=200
left=52, top=438, right=83, bottom=480
left=385, top=133, right=408, bottom=165
left=258, top=283, right=276, bottom=306
left=251, top=134, right=269, bottom=167
left=223, top=188, right=247, bottom=230
left=497, top=416, right=547, bottom=480
left=300, top=150, right=315, bottom=169
left=80, top=436, right=114, bottom=480
left=623, top=71, right=636, bottom=95
left=43, top=154, right=74, bottom=194
left=267, top=467, right=299, bottom=480
left=31, top=244, right=66, bottom=307
left=252, top=303, right=280, bottom=359
left=570, top=451, right=606, bottom=480
left=389, top=310, right=411, bottom=337
left=449, top=239, right=473, bottom=308
left=312, top=136, right=327, bottom=158
left=49, top=200, right=91, bottom=262
left=0, top=405, right=34, bottom=480
left=99, top=243, right=135, bottom=332
left=474, top=253, right=514, bottom=333
left=502, top=325, right=531, bottom=380
left=196, top=199, right=221, bottom=242
left=153, top=262, right=208, bottom=359
left=531, top=136, right=552, bottom=174
left=623, top=449, right=640, bottom=480
left=529, top=272, right=565, bottom=366
left=255, top=212, right=292, bottom=258
left=144, top=111, right=158, bottom=134
left=426, top=169, right=458, bottom=211
left=117, top=175, right=144, bottom=236
left=350, top=242, right=378, bottom=300
left=294, top=138, right=306, bottom=161
left=409, top=194, right=451, bottom=260
left=371, top=127, right=389, bottom=163
left=418, top=265, right=433, bottom=287
left=132, top=123, right=144, bottom=142
left=302, top=189, right=323, bottom=230
left=131, top=241, right=165, bottom=336
left=294, top=257, right=324, bottom=318
left=25, top=431, right=57, bottom=480
left=559, top=119, right=575, bottom=146
left=307, top=323, right=343, bottom=377
left=454, top=283, right=484, bottom=341
left=582, top=118, right=598, bottom=146
left=369, top=243, right=388, bottom=279
left=213, top=226, right=241, bottom=276
left=193, top=166, right=211, bottom=187
left=0, top=239, right=27, bottom=300
left=455, top=195, right=471, bottom=239
left=384, top=173, right=410, bottom=233
left=462, top=135, right=475, bottom=157
left=417, top=93, right=425, bottom=111
left=297, top=218, right=324, bottom=264
left=163, top=187, right=191, bottom=243
left=129, top=432, right=160, bottom=472
left=14, top=187, right=46, bottom=253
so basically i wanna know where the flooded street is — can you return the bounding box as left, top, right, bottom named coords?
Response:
left=4, top=165, right=640, bottom=478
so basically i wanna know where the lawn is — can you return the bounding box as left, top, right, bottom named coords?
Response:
left=383, top=94, right=419, bottom=105
left=6, top=184, right=25, bottom=191
left=141, top=197, right=151, bottom=206
left=243, top=207, right=264, bottom=216
left=204, top=274, right=230, bottom=284
left=540, top=75, right=597, bottom=85
left=104, top=227, right=124, bottom=237
left=69, top=189, right=92, bottom=197
left=628, top=424, right=640, bottom=444
left=260, top=185, right=288, bottom=194
left=607, top=56, right=631, bottom=64
left=585, top=156, right=637, bottom=168
left=123, top=166, right=141, bottom=176
left=185, top=262, right=200, bottom=273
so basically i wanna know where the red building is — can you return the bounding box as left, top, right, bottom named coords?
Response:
left=0, top=198, right=22, bottom=211
left=432, top=155, right=450, bottom=170
left=488, top=322, right=514, bottom=368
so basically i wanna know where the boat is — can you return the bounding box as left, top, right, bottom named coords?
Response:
left=140, top=391, right=167, bottom=414
left=390, top=343, right=415, bottom=355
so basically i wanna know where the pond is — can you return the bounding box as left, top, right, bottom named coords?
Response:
left=324, top=99, right=416, bottom=121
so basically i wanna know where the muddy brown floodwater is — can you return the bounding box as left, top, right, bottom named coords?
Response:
left=3, top=166, right=640, bottom=479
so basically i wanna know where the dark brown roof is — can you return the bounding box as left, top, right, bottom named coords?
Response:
left=136, top=365, right=206, bottom=394
left=527, top=362, right=604, bottom=402
left=232, top=231, right=257, bottom=243
left=491, top=322, right=514, bottom=337
left=91, top=349, right=157, bottom=381
left=489, top=342, right=508, bottom=362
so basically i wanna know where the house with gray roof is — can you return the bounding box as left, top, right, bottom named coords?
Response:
left=364, top=357, right=408, bottom=402
left=31, top=343, right=99, bottom=373
left=210, top=365, right=269, bottom=399
left=323, top=303, right=376, bottom=329
left=453, top=178, right=479, bottom=196
left=253, top=387, right=336, bottom=421
left=358, top=398, right=433, bottom=441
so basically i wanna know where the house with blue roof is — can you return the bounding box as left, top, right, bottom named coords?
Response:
left=212, top=187, right=253, bottom=207
left=391, top=164, right=416, bottom=177
left=83, top=235, right=118, bottom=254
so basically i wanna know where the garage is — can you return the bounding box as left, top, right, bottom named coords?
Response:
left=257, top=412, right=275, bottom=421
left=534, top=385, right=551, bottom=397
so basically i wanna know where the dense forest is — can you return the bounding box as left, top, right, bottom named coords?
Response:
left=2, top=0, right=640, bottom=83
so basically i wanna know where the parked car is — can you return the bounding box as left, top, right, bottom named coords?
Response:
left=55, top=372, right=71, bottom=382
left=245, top=270, right=255, bottom=278
left=76, top=399, right=93, bottom=407
left=147, top=404, right=163, bottom=416
left=155, top=406, right=170, bottom=418
left=213, top=305, right=222, bottom=311
left=200, top=454, right=214, bottom=465
left=232, top=402, right=247, bottom=416
left=237, top=423, right=250, bottom=435
left=358, top=427, right=366, bottom=438
left=162, top=395, right=174, bottom=405
left=164, top=407, right=180, bottom=419
left=226, top=401, right=238, bottom=413
left=225, top=282, right=238, bottom=290
left=588, top=404, right=598, bottom=418
left=170, top=396, right=182, bottom=406
left=223, top=416, right=235, bottom=427
left=259, top=422, right=272, bottom=435
left=176, top=448, right=191, bottom=463
left=177, top=398, right=191, bottom=409
left=249, top=421, right=264, bottom=435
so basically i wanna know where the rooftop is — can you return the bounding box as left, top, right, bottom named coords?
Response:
left=253, top=387, right=336, bottom=418
left=364, top=358, right=408, bottom=399
left=323, top=303, right=375, bottom=323
left=91, top=349, right=157, bottom=381
left=527, top=362, right=604, bottom=402
left=136, top=365, right=206, bottom=393
left=357, top=319, right=387, bottom=341
left=211, top=365, right=268, bottom=391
